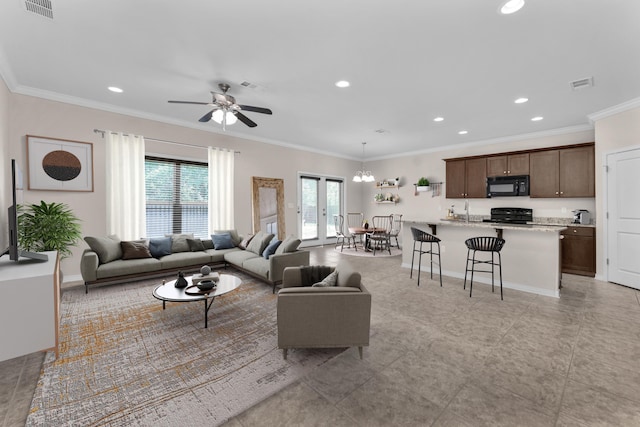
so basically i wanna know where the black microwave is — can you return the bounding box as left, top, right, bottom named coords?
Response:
left=486, top=175, right=529, bottom=197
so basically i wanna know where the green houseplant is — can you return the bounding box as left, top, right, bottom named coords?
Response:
left=416, top=177, right=430, bottom=191
left=18, top=201, right=82, bottom=259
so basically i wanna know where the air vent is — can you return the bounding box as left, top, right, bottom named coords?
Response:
left=570, top=77, right=594, bottom=91
left=24, top=0, right=53, bottom=19
left=239, top=81, right=257, bottom=89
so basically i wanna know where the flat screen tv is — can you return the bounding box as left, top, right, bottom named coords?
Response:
left=2, top=159, right=47, bottom=262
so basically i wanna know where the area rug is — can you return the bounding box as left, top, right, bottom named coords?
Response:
left=27, top=272, right=342, bottom=426
left=334, top=245, right=402, bottom=258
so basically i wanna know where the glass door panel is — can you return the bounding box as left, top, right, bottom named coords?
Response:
left=299, top=174, right=343, bottom=245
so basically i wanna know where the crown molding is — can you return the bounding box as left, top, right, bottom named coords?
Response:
left=372, top=124, right=594, bottom=161
left=588, top=97, right=640, bottom=123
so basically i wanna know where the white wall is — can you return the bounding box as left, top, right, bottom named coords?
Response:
left=593, top=105, right=640, bottom=277
left=0, top=77, right=10, bottom=250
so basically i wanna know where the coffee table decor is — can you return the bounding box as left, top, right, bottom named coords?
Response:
left=192, top=271, right=220, bottom=286
left=153, top=273, right=242, bottom=328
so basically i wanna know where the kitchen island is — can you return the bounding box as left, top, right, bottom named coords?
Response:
left=402, top=220, right=567, bottom=298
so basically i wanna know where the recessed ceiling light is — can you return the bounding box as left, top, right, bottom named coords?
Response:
left=514, top=97, right=528, bottom=104
left=500, top=0, right=525, bottom=15
left=335, top=80, right=350, bottom=88
left=458, top=130, right=468, bottom=135
left=531, top=116, right=544, bottom=121
left=433, top=117, right=444, bottom=122
left=108, top=86, right=123, bottom=93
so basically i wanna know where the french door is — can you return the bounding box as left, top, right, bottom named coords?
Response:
left=298, top=174, right=344, bottom=246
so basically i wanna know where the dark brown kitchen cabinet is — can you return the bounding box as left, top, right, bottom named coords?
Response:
left=486, top=153, right=530, bottom=177
left=446, top=158, right=486, bottom=198
left=561, top=226, right=595, bottom=277
left=530, top=146, right=594, bottom=198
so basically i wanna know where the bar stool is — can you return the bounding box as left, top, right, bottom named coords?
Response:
left=410, top=227, right=442, bottom=287
left=464, top=236, right=506, bottom=300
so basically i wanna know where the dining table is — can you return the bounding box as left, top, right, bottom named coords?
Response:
left=348, top=227, right=384, bottom=251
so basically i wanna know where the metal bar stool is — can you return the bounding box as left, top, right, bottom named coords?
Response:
left=410, top=227, right=442, bottom=287
left=464, top=236, right=506, bottom=300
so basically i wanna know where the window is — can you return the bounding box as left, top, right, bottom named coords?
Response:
left=145, top=156, right=208, bottom=238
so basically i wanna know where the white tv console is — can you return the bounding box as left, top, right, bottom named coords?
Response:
left=0, top=251, right=59, bottom=362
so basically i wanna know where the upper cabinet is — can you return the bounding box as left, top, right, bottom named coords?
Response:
left=445, top=142, right=594, bottom=199
left=486, top=153, right=529, bottom=177
left=530, top=145, right=594, bottom=198
left=445, top=158, right=487, bottom=198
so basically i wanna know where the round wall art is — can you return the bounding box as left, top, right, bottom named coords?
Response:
left=42, top=150, right=82, bottom=181
left=26, top=135, right=94, bottom=191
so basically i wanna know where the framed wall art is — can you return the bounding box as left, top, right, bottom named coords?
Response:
left=26, top=135, right=94, bottom=192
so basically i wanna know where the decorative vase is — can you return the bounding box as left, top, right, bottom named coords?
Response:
left=417, top=186, right=430, bottom=192
left=175, top=271, right=188, bottom=288
left=364, top=222, right=369, bottom=229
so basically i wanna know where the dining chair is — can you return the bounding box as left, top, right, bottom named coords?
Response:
left=334, top=214, right=357, bottom=252
left=368, top=215, right=392, bottom=255
left=347, top=212, right=365, bottom=248
left=390, top=213, right=403, bottom=249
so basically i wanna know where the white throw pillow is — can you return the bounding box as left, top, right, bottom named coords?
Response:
left=312, top=271, right=338, bottom=287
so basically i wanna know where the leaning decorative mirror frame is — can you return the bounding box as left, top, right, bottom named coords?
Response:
left=251, top=177, right=285, bottom=240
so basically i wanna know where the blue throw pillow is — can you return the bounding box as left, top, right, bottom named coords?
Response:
left=262, top=238, right=281, bottom=259
left=149, top=237, right=172, bottom=258
left=212, top=233, right=235, bottom=250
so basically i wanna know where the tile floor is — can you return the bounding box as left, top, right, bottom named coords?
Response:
left=2, top=245, right=639, bottom=426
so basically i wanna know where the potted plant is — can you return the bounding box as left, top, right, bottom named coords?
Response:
left=18, top=201, right=82, bottom=260
left=416, top=177, right=430, bottom=191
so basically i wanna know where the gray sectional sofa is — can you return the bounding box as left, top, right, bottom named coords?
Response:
left=80, top=230, right=309, bottom=293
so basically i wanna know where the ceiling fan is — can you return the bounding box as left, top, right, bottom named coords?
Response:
left=168, top=83, right=272, bottom=128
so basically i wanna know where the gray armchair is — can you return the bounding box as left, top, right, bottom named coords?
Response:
left=277, top=260, right=372, bottom=359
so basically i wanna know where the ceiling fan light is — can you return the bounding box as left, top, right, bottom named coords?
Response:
left=212, top=109, right=224, bottom=124
left=212, top=109, right=237, bottom=125
left=226, top=112, right=238, bottom=125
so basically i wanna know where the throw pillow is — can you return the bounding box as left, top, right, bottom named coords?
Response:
left=120, top=241, right=152, bottom=260
left=165, top=233, right=193, bottom=253
left=312, top=271, right=338, bottom=287
left=262, top=238, right=281, bottom=259
left=148, top=237, right=172, bottom=258
left=275, top=235, right=301, bottom=255
left=246, top=231, right=274, bottom=255
left=238, top=233, right=255, bottom=250
left=84, top=235, right=122, bottom=264
left=213, top=229, right=242, bottom=246
left=187, top=238, right=206, bottom=252
left=211, top=233, right=235, bottom=250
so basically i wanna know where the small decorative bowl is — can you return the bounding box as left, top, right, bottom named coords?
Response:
left=197, top=280, right=216, bottom=291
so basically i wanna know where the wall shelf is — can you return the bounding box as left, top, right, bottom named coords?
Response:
left=414, top=182, right=442, bottom=197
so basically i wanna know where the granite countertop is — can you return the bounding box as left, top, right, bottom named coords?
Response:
left=404, top=219, right=568, bottom=233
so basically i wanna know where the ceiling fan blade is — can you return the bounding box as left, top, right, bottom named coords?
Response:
left=168, top=100, right=211, bottom=105
left=235, top=111, right=258, bottom=128
left=198, top=109, right=216, bottom=122
left=238, top=105, right=273, bottom=115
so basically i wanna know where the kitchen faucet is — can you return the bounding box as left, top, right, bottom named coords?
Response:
left=464, top=199, right=470, bottom=223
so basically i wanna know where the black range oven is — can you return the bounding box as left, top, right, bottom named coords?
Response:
left=483, top=207, right=533, bottom=224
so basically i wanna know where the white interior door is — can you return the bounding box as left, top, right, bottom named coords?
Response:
left=606, top=147, right=640, bottom=289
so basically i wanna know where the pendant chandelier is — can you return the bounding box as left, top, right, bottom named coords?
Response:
left=353, top=142, right=375, bottom=183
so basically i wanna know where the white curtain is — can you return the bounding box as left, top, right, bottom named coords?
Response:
left=105, top=131, right=146, bottom=240
left=208, top=147, right=234, bottom=232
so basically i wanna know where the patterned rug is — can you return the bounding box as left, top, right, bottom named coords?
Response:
left=27, top=272, right=342, bottom=426
left=334, top=245, right=402, bottom=258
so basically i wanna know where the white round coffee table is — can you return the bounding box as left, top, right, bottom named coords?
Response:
left=153, top=273, right=242, bottom=328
